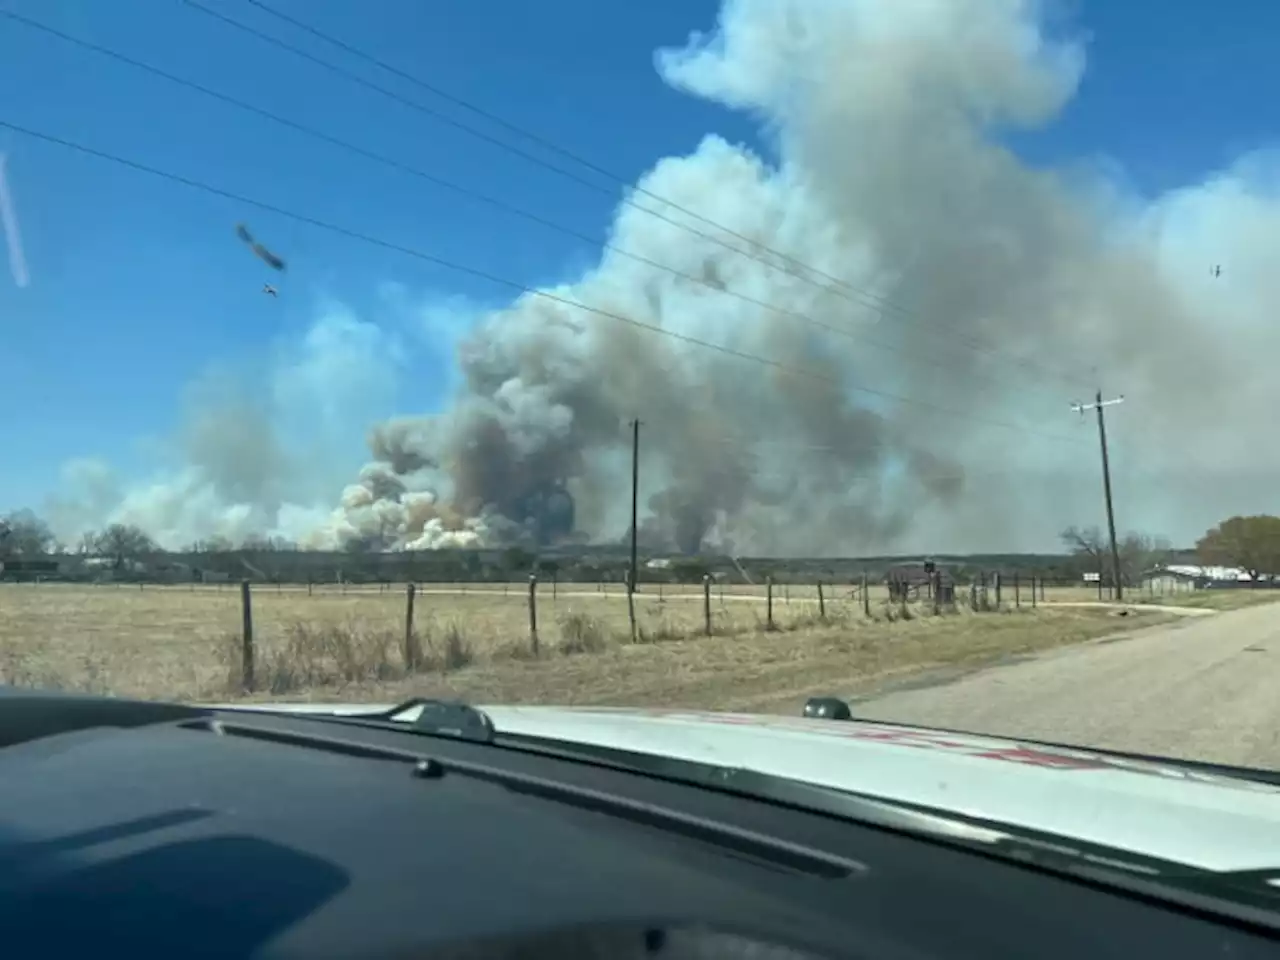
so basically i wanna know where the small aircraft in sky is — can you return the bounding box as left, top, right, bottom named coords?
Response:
left=263, top=284, right=278, bottom=298
left=1211, top=264, right=1222, bottom=278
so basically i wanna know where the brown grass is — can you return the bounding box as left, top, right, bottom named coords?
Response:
left=1129, top=589, right=1280, bottom=611
left=0, top=581, right=1178, bottom=713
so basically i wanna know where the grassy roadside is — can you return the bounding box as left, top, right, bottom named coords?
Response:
left=1129, top=591, right=1280, bottom=612
left=226, top=605, right=1175, bottom=713
left=0, top=582, right=1176, bottom=711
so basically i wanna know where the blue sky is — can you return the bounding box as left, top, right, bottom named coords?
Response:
left=0, top=0, right=1277, bottom=513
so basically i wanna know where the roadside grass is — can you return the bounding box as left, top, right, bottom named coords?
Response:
left=1129, top=590, right=1280, bottom=612
left=0, top=583, right=1175, bottom=713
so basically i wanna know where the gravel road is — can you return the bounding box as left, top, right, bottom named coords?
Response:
left=852, top=601, right=1280, bottom=770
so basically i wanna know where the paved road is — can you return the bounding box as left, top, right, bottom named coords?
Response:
left=852, top=601, right=1280, bottom=770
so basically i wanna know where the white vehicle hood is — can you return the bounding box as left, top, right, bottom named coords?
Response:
left=215, top=701, right=1280, bottom=872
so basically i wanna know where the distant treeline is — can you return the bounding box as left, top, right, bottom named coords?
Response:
left=0, top=545, right=1197, bottom=586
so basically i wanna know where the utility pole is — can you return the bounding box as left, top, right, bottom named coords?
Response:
left=1071, top=392, right=1125, bottom=600
left=628, top=418, right=640, bottom=595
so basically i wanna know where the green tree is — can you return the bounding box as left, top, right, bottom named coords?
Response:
left=670, top=559, right=711, bottom=583
left=1196, top=515, right=1280, bottom=581
left=502, top=547, right=535, bottom=576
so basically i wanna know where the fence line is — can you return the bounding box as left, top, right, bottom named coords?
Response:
left=219, top=571, right=1130, bottom=692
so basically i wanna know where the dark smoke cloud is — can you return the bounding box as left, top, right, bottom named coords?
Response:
left=43, top=0, right=1280, bottom=555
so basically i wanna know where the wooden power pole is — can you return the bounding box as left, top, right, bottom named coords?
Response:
left=1071, top=392, right=1125, bottom=600
left=628, top=418, right=640, bottom=595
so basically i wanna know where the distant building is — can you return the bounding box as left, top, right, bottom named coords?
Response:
left=0, top=557, right=61, bottom=580
left=1144, top=564, right=1275, bottom=590
left=885, top=560, right=955, bottom=588
left=1163, top=564, right=1252, bottom=582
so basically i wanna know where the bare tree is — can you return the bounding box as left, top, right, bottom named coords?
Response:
left=1061, top=525, right=1172, bottom=586
left=1060, top=525, right=1104, bottom=566
left=1119, top=532, right=1172, bottom=583
left=84, top=523, right=158, bottom=558
left=0, top=509, right=56, bottom=557
left=240, top=535, right=297, bottom=551
left=187, top=535, right=236, bottom=553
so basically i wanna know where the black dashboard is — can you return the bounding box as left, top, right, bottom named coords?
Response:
left=0, top=687, right=1275, bottom=959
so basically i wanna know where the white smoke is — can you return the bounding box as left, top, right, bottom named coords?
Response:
left=38, top=0, right=1280, bottom=554
left=46, top=305, right=410, bottom=549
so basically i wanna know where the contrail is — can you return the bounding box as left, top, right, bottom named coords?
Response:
left=0, top=153, right=30, bottom=288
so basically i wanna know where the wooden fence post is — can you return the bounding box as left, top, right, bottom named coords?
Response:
left=702, top=574, right=712, bottom=636
left=817, top=581, right=826, bottom=619
left=862, top=573, right=870, bottom=617
left=404, top=583, right=418, bottom=670
left=240, top=579, right=255, bottom=693
left=528, top=575, right=539, bottom=657
left=994, top=572, right=1002, bottom=609
left=624, top=578, right=634, bottom=647
left=766, top=576, right=775, bottom=630
left=1014, top=573, right=1020, bottom=608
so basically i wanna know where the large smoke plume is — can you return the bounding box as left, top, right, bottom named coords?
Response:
left=41, top=0, right=1280, bottom=555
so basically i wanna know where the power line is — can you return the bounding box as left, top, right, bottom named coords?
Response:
left=0, top=8, right=1054, bottom=400
left=0, top=116, right=1090, bottom=446
left=688, top=433, right=1177, bottom=488
left=180, top=0, right=1089, bottom=388
left=636, top=428, right=1108, bottom=486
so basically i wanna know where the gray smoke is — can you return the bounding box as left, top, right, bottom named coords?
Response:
left=43, top=0, right=1280, bottom=554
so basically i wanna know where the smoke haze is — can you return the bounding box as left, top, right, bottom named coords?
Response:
left=41, top=0, right=1280, bottom=555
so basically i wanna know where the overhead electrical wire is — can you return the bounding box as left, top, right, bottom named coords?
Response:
left=180, top=0, right=1091, bottom=389
left=0, top=115, right=1089, bottom=445
left=0, top=7, right=1062, bottom=400
left=638, top=428, right=1115, bottom=486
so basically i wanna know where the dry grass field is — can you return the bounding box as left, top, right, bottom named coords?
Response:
left=0, top=580, right=1188, bottom=714
left=1129, top=589, right=1280, bottom=611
